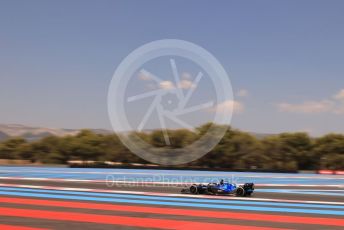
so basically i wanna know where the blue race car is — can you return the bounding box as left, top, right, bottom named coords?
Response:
left=181, top=179, right=254, bottom=197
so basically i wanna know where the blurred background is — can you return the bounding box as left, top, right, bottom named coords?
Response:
left=0, top=0, right=343, bottom=170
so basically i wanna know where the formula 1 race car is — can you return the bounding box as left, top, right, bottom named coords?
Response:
left=181, top=179, right=254, bottom=197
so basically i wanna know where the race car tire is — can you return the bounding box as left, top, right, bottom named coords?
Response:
left=190, top=185, right=198, bottom=194
left=245, top=192, right=252, bottom=196
left=236, top=187, right=245, bottom=197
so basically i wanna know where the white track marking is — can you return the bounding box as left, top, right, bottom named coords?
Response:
left=0, top=183, right=343, bottom=206
left=0, top=176, right=343, bottom=188
left=1, top=169, right=343, bottom=179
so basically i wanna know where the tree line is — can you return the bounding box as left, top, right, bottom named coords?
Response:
left=0, top=123, right=343, bottom=170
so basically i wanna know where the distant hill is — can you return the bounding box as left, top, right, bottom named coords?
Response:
left=0, top=124, right=113, bottom=141
left=0, top=131, right=9, bottom=141
left=250, top=132, right=276, bottom=139
left=0, top=124, right=275, bottom=142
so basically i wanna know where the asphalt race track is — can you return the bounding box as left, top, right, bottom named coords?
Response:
left=0, top=167, right=343, bottom=230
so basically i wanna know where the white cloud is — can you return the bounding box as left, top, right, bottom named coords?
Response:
left=334, top=89, right=344, bottom=100
left=159, top=81, right=175, bottom=90
left=334, top=107, right=344, bottom=114
left=181, top=72, right=192, bottom=80
left=277, top=89, right=344, bottom=115
left=145, top=83, right=157, bottom=90
left=178, top=79, right=196, bottom=89
left=137, top=71, right=152, bottom=81
left=277, top=100, right=335, bottom=113
left=210, top=100, right=244, bottom=114
left=139, top=71, right=196, bottom=90
left=237, top=89, right=249, bottom=97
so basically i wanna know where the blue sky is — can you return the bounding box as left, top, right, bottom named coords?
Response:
left=1, top=0, right=344, bottom=135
